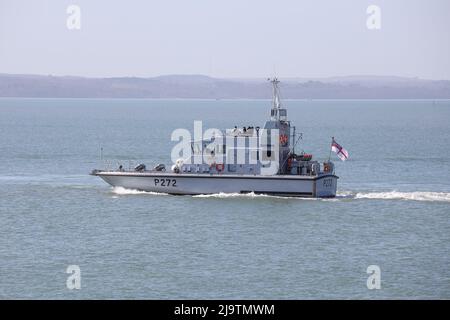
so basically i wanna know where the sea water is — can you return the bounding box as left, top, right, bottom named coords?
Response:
left=0, top=98, right=449, bottom=299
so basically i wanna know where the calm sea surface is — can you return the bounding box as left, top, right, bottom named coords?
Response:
left=0, top=98, right=449, bottom=299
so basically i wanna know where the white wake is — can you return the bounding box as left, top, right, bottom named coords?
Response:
left=193, top=192, right=317, bottom=200
left=111, top=186, right=168, bottom=196
left=195, top=191, right=450, bottom=202
left=110, top=187, right=450, bottom=203
left=339, top=191, right=450, bottom=203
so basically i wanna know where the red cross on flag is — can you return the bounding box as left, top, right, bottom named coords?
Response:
left=331, top=137, right=349, bottom=161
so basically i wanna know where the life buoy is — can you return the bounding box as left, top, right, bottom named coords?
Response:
left=287, top=157, right=292, bottom=169
left=216, top=163, right=224, bottom=172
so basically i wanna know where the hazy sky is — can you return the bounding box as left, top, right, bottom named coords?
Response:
left=1, top=0, right=449, bottom=79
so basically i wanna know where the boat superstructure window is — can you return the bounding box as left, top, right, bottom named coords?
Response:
left=262, top=149, right=275, bottom=161
left=192, top=142, right=202, bottom=155
left=279, top=109, right=287, bottom=121
left=215, top=144, right=226, bottom=155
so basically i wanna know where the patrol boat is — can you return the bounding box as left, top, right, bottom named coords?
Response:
left=91, top=78, right=338, bottom=197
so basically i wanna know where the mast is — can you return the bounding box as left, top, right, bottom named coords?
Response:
left=272, top=77, right=281, bottom=109
left=268, top=77, right=287, bottom=122
left=265, top=77, right=290, bottom=174
left=269, top=77, right=282, bottom=120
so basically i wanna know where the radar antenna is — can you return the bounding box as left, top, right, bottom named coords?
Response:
left=268, top=77, right=285, bottom=121
left=269, top=77, right=281, bottom=109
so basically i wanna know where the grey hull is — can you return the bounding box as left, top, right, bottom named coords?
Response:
left=94, top=171, right=338, bottom=198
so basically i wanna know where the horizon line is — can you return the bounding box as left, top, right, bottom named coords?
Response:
left=1, top=72, right=449, bottom=82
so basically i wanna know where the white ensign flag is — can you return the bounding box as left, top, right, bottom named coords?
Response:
left=331, top=138, right=349, bottom=161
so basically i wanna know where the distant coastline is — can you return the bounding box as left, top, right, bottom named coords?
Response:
left=1, top=73, right=449, bottom=99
